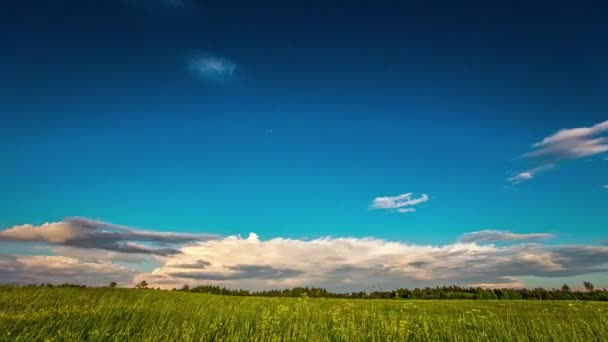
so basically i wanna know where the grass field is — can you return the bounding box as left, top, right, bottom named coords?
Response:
left=1, top=287, right=607, bottom=341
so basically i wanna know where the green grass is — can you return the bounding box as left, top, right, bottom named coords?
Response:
left=1, top=287, right=608, bottom=341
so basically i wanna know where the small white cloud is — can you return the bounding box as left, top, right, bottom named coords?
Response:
left=370, top=193, right=428, bottom=213
left=507, top=164, right=554, bottom=184
left=603, top=185, right=608, bottom=190
left=188, top=54, right=236, bottom=82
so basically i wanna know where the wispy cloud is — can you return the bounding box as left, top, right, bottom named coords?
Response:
left=509, top=120, right=608, bottom=184
left=507, top=163, right=554, bottom=184
left=525, top=120, right=608, bottom=159
left=188, top=54, right=236, bottom=82
left=603, top=185, right=608, bottom=190
left=0, top=217, right=216, bottom=256
left=457, top=230, right=555, bottom=243
left=370, top=193, right=428, bottom=213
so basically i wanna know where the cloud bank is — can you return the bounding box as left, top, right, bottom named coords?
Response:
left=135, top=231, right=608, bottom=291
left=2, top=219, right=608, bottom=290
left=371, top=193, right=429, bottom=213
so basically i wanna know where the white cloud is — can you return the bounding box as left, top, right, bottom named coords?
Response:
left=188, top=54, right=236, bottom=82
left=0, top=218, right=215, bottom=256
left=603, top=185, right=608, bottom=190
left=507, top=164, right=555, bottom=184
left=370, top=193, right=428, bottom=213
left=526, top=120, right=608, bottom=159
left=457, top=230, right=555, bottom=243
left=0, top=255, right=133, bottom=286
left=510, top=120, right=607, bottom=184
left=134, top=232, right=608, bottom=291
left=3, top=218, right=608, bottom=291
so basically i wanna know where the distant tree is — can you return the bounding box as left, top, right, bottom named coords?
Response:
left=584, top=281, right=595, bottom=292
left=135, top=280, right=149, bottom=289
left=109, top=281, right=117, bottom=288
left=562, top=284, right=571, bottom=292
left=181, top=284, right=190, bottom=292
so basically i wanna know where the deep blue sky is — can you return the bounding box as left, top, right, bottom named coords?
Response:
left=1, top=0, right=607, bottom=244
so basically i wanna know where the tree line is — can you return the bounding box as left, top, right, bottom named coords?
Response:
left=16, top=280, right=608, bottom=301
left=129, top=280, right=608, bottom=301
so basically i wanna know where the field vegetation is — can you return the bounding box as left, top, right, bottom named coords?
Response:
left=1, top=286, right=608, bottom=341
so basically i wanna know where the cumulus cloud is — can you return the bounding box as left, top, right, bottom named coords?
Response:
left=0, top=217, right=215, bottom=256
left=370, top=193, right=428, bottom=213
left=510, top=120, right=608, bottom=184
left=188, top=54, right=236, bottom=82
left=134, top=232, right=608, bottom=291
left=3, top=218, right=608, bottom=290
left=457, top=230, right=555, bottom=243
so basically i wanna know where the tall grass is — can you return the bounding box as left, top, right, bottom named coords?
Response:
left=1, top=286, right=607, bottom=341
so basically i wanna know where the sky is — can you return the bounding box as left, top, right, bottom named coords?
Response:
left=0, top=0, right=607, bottom=291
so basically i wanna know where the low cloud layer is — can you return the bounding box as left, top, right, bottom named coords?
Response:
left=2, top=219, right=607, bottom=291
left=370, top=193, right=429, bottom=213
left=136, top=231, right=608, bottom=291
left=509, top=120, right=608, bottom=184
left=0, top=218, right=215, bottom=256
left=457, top=230, right=555, bottom=243
left=188, top=54, right=236, bottom=82
left=0, top=255, right=133, bottom=286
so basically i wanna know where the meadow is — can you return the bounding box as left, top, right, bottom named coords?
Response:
left=1, top=286, right=608, bottom=341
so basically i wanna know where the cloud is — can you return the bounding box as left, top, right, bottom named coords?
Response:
left=188, top=54, right=236, bottom=82
left=603, top=185, right=608, bottom=190
left=370, top=193, right=428, bottom=213
left=507, top=164, right=554, bottom=184
left=525, top=120, right=608, bottom=159
left=0, top=218, right=216, bottom=256
left=134, top=232, right=608, bottom=291
left=3, top=218, right=608, bottom=290
left=510, top=120, right=608, bottom=184
left=457, top=230, right=555, bottom=243
left=0, top=255, right=133, bottom=286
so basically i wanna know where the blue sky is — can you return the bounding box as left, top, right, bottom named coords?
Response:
left=0, top=0, right=607, bottom=290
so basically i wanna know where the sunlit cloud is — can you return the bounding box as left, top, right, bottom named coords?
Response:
left=0, top=217, right=216, bottom=256
left=2, top=218, right=608, bottom=291
left=370, top=193, right=428, bottom=213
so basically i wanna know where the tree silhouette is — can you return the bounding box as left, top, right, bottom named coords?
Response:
left=135, top=280, right=149, bottom=289
left=584, top=281, right=595, bottom=292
